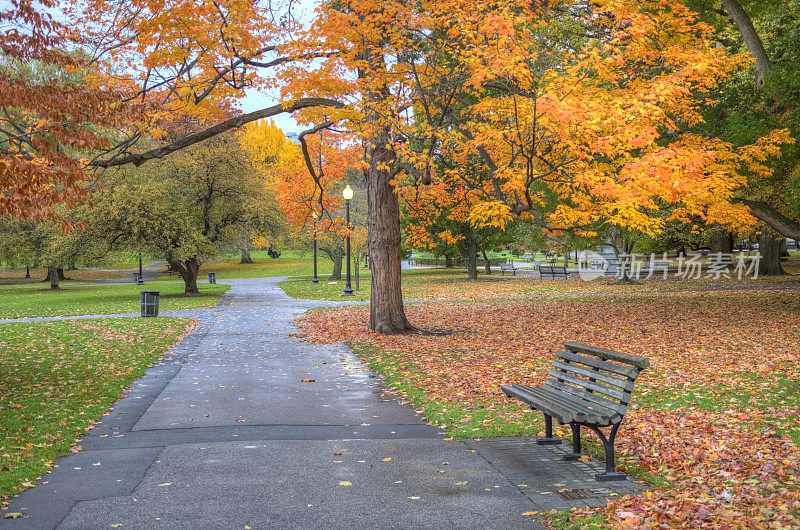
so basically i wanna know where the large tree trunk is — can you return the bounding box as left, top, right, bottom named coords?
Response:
left=757, top=230, right=785, bottom=276
left=444, top=253, right=454, bottom=268
left=240, top=248, right=254, bottom=264
left=459, top=226, right=478, bottom=280
left=609, top=227, right=638, bottom=282
left=366, top=143, right=412, bottom=334
left=734, top=201, right=800, bottom=241
left=323, top=247, right=343, bottom=280
left=169, top=256, right=200, bottom=294
left=482, top=250, right=492, bottom=275
left=709, top=224, right=733, bottom=254
left=47, top=266, right=60, bottom=290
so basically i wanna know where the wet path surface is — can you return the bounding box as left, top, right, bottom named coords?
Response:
left=2, top=278, right=639, bottom=529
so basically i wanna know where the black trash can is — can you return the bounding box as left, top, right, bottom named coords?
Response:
left=140, top=291, right=160, bottom=317
left=208, top=272, right=216, bottom=284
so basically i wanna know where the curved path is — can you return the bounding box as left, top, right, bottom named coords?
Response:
left=2, top=278, right=637, bottom=529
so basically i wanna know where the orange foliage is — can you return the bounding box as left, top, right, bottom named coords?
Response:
left=0, top=0, right=133, bottom=221
left=241, top=120, right=362, bottom=239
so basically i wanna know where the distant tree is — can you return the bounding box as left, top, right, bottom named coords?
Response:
left=90, top=134, right=270, bottom=293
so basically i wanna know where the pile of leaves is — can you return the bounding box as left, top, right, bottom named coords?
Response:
left=297, top=290, right=800, bottom=527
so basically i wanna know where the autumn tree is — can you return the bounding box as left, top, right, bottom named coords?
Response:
left=244, top=120, right=362, bottom=280
left=90, top=134, right=267, bottom=293
left=0, top=0, right=134, bottom=221
left=21, top=0, right=793, bottom=332
left=679, top=0, right=800, bottom=274
left=0, top=209, right=103, bottom=289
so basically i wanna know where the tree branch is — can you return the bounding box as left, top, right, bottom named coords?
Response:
left=734, top=198, right=800, bottom=240
left=90, top=98, right=344, bottom=168
left=720, top=0, right=771, bottom=88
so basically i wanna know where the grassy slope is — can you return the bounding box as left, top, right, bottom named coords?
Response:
left=0, top=318, right=195, bottom=501
left=0, top=281, right=230, bottom=319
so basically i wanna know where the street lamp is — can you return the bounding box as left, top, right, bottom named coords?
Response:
left=342, top=185, right=354, bottom=297
left=312, top=211, right=319, bottom=285
left=138, top=250, right=144, bottom=284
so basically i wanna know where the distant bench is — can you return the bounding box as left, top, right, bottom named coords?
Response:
left=501, top=342, right=650, bottom=481
left=539, top=264, right=568, bottom=280
left=500, top=263, right=517, bottom=276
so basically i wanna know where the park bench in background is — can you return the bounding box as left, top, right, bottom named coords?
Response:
left=500, top=263, right=517, bottom=276
left=501, top=342, right=650, bottom=481
left=539, top=265, right=568, bottom=280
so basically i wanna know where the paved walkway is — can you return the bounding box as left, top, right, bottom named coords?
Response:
left=2, top=278, right=639, bottom=529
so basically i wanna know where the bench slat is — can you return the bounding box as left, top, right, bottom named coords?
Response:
left=565, top=342, right=650, bottom=369
left=544, top=379, right=628, bottom=416
left=556, top=350, right=639, bottom=379
left=502, top=384, right=580, bottom=423
left=547, top=369, right=629, bottom=403
left=515, top=385, right=621, bottom=425
left=551, top=360, right=634, bottom=391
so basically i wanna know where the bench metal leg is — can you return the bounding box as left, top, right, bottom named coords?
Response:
left=587, top=422, right=626, bottom=481
left=537, top=414, right=562, bottom=445
left=563, top=423, right=587, bottom=461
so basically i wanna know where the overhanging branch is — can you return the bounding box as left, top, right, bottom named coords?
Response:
left=90, top=97, right=345, bottom=168
left=734, top=198, right=800, bottom=240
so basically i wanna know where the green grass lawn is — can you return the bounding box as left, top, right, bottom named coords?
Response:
left=0, top=281, right=230, bottom=319
left=0, top=268, right=126, bottom=285
left=0, top=318, right=194, bottom=501
left=279, top=275, right=371, bottom=301
left=169, top=256, right=334, bottom=280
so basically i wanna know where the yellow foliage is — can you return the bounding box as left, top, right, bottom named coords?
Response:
left=467, top=201, right=513, bottom=230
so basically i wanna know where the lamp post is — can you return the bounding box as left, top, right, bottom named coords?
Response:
left=138, top=251, right=144, bottom=284
left=312, top=211, right=319, bottom=285
left=342, top=184, right=354, bottom=297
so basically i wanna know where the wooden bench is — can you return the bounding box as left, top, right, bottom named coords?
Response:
left=501, top=342, right=650, bottom=481
left=539, top=264, right=568, bottom=279
left=500, top=263, right=517, bottom=276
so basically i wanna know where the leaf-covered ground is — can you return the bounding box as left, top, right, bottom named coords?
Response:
left=0, top=281, right=230, bottom=319
left=279, top=263, right=800, bottom=302
left=0, top=318, right=195, bottom=502
left=296, top=290, right=800, bottom=527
